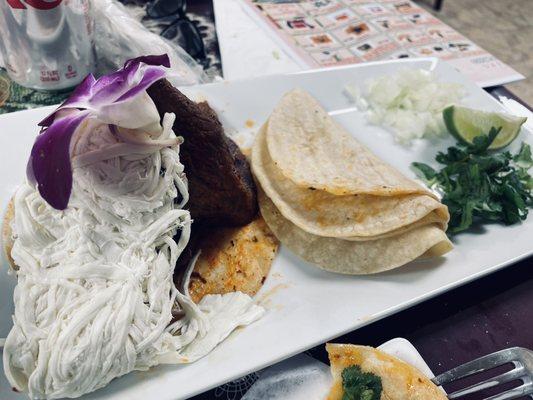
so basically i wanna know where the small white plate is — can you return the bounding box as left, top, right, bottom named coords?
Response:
left=378, top=338, right=435, bottom=378
left=1, top=58, right=531, bottom=399
left=240, top=337, right=436, bottom=400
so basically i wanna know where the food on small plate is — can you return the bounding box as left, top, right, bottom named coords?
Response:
left=346, top=68, right=465, bottom=143
left=252, top=89, right=452, bottom=274
left=326, top=343, right=446, bottom=400
left=1, top=55, right=268, bottom=399
left=186, top=216, right=279, bottom=303
left=443, top=104, right=527, bottom=150
left=413, top=128, right=533, bottom=233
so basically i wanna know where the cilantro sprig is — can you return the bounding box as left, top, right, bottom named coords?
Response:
left=341, top=365, right=382, bottom=400
left=412, top=127, right=533, bottom=233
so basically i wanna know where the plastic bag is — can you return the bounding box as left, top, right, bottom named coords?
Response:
left=91, top=0, right=208, bottom=86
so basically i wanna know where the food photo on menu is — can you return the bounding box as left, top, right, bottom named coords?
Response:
left=0, top=0, right=532, bottom=399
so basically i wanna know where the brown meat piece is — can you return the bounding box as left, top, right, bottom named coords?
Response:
left=148, top=79, right=257, bottom=227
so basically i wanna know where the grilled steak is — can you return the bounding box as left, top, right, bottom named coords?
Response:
left=148, top=79, right=258, bottom=227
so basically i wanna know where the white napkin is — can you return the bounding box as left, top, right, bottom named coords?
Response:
left=213, top=0, right=301, bottom=80
left=242, top=354, right=331, bottom=400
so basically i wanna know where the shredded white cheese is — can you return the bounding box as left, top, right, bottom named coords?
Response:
left=345, top=68, right=466, bottom=144
left=3, top=109, right=264, bottom=398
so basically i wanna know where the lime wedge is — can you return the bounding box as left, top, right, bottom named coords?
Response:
left=443, top=105, right=527, bottom=149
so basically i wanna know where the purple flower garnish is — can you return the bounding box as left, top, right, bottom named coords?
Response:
left=29, top=54, right=170, bottom=210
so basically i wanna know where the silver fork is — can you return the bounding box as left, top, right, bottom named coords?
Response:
left=431, top=347, right=533, bottom=400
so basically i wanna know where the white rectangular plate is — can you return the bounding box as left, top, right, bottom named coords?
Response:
left=1, top=58, right=531, bottom=399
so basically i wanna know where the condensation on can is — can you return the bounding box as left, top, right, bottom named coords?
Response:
left=0, top=0, right=95, bottom=91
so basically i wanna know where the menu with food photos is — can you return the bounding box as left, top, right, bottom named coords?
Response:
left=242, top=0, right=524, bottom=87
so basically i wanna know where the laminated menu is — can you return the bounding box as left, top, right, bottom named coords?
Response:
left=242, top=0, right=524, bottom=87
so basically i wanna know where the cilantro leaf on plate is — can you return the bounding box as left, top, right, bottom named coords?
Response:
left=412, top=128, right=532, bottom=233
left=341, top=365, right=382, bottom=400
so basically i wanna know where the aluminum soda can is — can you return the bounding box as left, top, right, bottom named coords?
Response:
left=0, top=0, right=95, bottom=91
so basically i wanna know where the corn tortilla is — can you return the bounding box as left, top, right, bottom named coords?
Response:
left=266, top=89, right=435, bottom=197
left=326, top=343, right=447, bottom=400
left=259, top=190, right=452, bottom=275
left=252, top=125, right=449, bottom=239
left=188, top=215, right=279, bottom=303
left=252, top=89, right=452, bottom=274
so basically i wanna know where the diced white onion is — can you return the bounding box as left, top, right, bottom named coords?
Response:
left=346, top=69, right=465, bottom=144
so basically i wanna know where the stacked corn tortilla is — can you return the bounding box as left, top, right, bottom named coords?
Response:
left=251, top=89, right=452, bottom=274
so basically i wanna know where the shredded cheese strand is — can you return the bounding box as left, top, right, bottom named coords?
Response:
left=3, top=112, right=264, bottom=399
